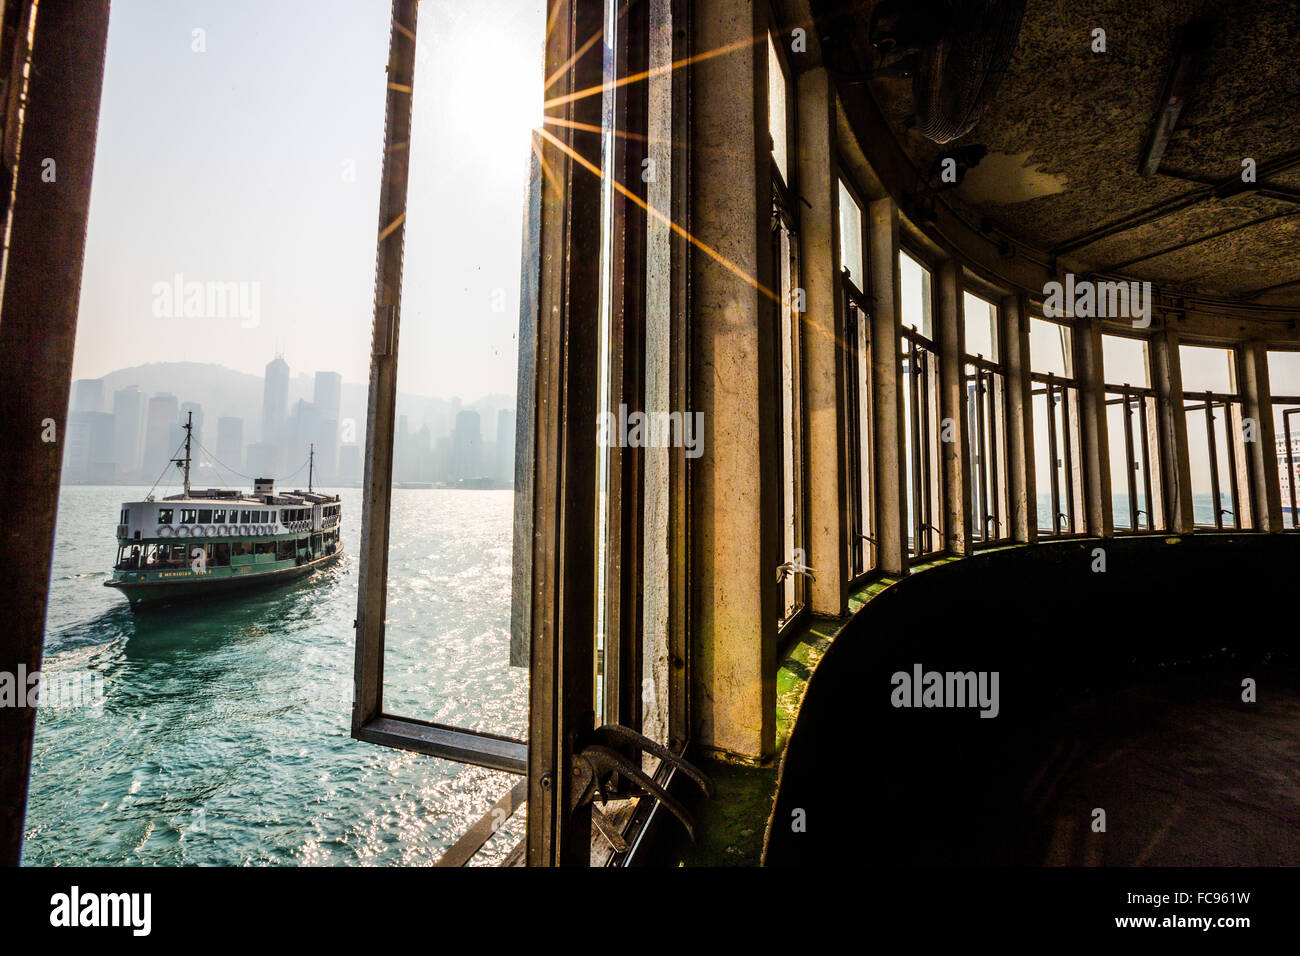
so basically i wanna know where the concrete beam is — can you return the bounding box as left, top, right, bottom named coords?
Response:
left=690, top=0, right=776, bottom=762
left=936, top=260, right=969, bottom=554
left=868, top=197, right=908, bottom=574
left=796, top=66, right=848, bottom=617
left=1076, top=316, right=1114, bottom=536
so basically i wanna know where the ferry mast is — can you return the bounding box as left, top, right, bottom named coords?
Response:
left=171, top=411, right=194, bottom=498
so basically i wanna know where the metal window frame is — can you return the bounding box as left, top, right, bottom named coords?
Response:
left=901, top=325, right=943, bottom=558
left=1104, top=384, right=1162, bottom=533
left=1274, top=398, right=1300, bottom=530
left=772, top=173, right=809, bottom=635
left=965, top=354, right=1011, bottom=546
left=1030, top=371, right=1087, bottom=537
left=843, top=273, right=875, bottom=582
left=599, top=0, right=651, bottom=733
left=349, top=1, right=531, bottom=777
left=961, top=289, right=1012, bottom=547
left=1184, top=390, right=1250, bottom=531
left=771, top=13, right=806, bottom=637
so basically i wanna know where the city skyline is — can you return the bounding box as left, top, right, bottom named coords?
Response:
left=63, top=353, right=517, bottom=490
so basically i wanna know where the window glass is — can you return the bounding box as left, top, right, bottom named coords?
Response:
left=767, top=33, right=788, bottom=184
left=899, top=252, right=932, bottom=337
left=962, top=291, right=998, bottom=361
left=1180, top=344, right=1235, bottom=394
left=1029, top=317, right=1072, bottom=377
left=1267, top=349, right=1300, bottom=396
left=838, top=181, right=863, bottom=289
left=1267, top=350, right=1300, bottom=529
left=157, top=509, right=173, bottom=524
left=1102, top=334, right=1151, bottom=388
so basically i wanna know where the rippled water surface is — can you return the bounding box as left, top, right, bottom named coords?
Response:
left=25, top=486, right=526, bottom=866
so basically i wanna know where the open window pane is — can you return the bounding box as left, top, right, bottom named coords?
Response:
left=844, top=280, right=873, bottom=577
left=775, top=199, right=805, bottom=629
left=1028, top=317, right=1072, bottom=378
left=966, top=363, right=1009, bottom=542
left=375, top=1, right=545, bottom=739
left=899, top=253, right=941, bottom=557
left=963, top=293, right=1007, bottom=544
left=1029, top=316, right=1083, bottom=535
left=1182, top=345, right=1249, bottom=530
left=1180, top=344, right=1235, bottom=394
left=1032, top=378, right=1085, bottom=535
left=962, top=291, right=998, bottom=362
left=899, top=251, right=932, bottom=337
left=1103, top=334, right=1161, bottom=532
left=902, top=331, right=943, bottom=557
left=1102, top=333, right=1151, bottom=389
left=767, top=32, right=788, bottom=185
left=838, top=181, right=863, bottom=290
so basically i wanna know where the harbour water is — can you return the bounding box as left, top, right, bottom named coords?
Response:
left=24, top=486, right=526, bottom=866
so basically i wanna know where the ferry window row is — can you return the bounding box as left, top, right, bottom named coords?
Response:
left=115, top=536, right=333, bottom=571
left=156, top=508, right=281, bottom=525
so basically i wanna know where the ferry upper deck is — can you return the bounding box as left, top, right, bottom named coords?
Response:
left=2, top=0, right=1298, bottom=869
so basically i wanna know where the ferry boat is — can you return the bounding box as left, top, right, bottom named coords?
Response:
left=105, top=414, right=343, bottom=609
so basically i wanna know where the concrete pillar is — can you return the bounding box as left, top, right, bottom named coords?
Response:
left=1076, top=316, right=1113, bottom=536
left=935, top=260, right=970, bottom=554
left=868, top=198, right=908, bottom=575
left=796, top=66, right=848, bottom=617
left=1240, top=341, right=1283, bottom=531
left=1153, top=328, right=1195, bottom=533
left=690, top=0, right=775, bottom=761
left=0, top=0, right=111, bottom=866
left=1002, top=293, right=1036, bottom=542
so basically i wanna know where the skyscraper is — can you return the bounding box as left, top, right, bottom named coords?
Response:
left=453, top=409, right=482, bottom=481
left=246, top=442, right=279, bottom=481
left=337, top=443, right=362, bottom=485
left=62, top=412, right=115, bottom=482
left=111, top=385, right=145, bottom=479
left=216, top=417, right=244, bottom=471
left=69, top=379, right=104, bottom=414
left=288, top=399, right=318, bottom=484
left=313, top=371, right=341, bottom=424
left=313, top=372, right=342, bottom=484
left=496, top=409, right=516, bottom=485
left=142, top=393, right=179, bottom=477
left=262, top=355, right=289, bottom=444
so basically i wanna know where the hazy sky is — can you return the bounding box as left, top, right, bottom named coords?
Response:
left=72, top=0, right=545, bottom=401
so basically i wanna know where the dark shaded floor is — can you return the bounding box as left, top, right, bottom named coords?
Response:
left=766, top=535, right=1300, bottom=867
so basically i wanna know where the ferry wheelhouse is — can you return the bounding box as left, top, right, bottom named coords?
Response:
left=105, top=415, right=343, bottom=608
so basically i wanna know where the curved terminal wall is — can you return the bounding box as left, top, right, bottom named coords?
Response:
left=766, top=535, right=1300, bottom=866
